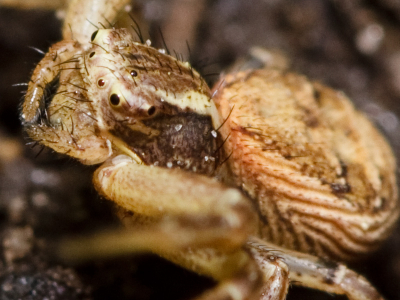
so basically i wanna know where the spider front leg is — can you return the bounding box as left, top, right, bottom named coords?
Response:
left=22, top=40, right=112, bottom=164
left=22, top=40, right=82, bottom=123
left=93, top=156, right=257, bottom=250
left=66, top=155, right=287, bottom=300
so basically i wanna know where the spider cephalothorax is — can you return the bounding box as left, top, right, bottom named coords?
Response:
left=83, top=28, right=224, bottom=175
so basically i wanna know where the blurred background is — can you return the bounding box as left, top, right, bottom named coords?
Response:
left=0, top=0, right=399, bottom=299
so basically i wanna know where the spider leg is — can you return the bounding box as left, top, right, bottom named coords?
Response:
left=58, top=155, right=265, bottom=300
left=247, top=236, right=383, bottom=300
left=247, top=241, right=290, bottom=300
left=22, top=40, right=82, bottom=123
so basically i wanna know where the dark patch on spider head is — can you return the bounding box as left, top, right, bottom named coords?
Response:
left=110, top=110, right=222, bottom=176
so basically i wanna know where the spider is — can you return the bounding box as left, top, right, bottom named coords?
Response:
left=16, top=0, right=399, bottom=299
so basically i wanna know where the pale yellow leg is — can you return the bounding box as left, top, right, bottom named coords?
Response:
left=58, top=156, right=264, bottom=299
left=93, top=156, right=259, bottom=251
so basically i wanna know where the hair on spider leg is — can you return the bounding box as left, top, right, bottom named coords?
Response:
left=59, top=120, right=78, bottom=147
left=124, top=53, right=142, bottom=64
left=28, top=46, right=46, bottom=56
left=86, top=19, right=100, bottom=30
left=210, top=133, right=230, bottom=173
left=154, top=55, right=164, bottom=68
left=242, top=125, right=264, bottom=131
left=186, top=40, right=192, bottom=62
left=64, top=149, right=73, bottom=157
left=51, top=89, right=69, bottom=96
left=116, top=51, right=126, bottom=62
left=95, top=65, right=119, bottom=79
left=250, top=144, right=280, bottom=152
left=129, top=14, right=144, bottom=44
left=52, top=103, right=76, bottom=114
left=80, top=111, right=97, bottom=122
left=101, top=13, right=115, bottom=29
left=211, top=79, right=227, bottom=99
left=112, top=30, right=123, bottom=41
left=66, top=23, right=75, bottom=41
left=54, top=58, right=80, bottom=67
left=34, top=144, right=46, bottom=158
left=13, top=83, right=29, bottom=87
left=172, top=49, right=185, bottom=62
left=89, top=42, right=110, bottom=54
left=157, top=27, right=171, bottom=56
left=53, top=87, right=88, bottom=100
left=14, top=85, right=29, bottom=100
left=65, top=81, right=88, bottom=92
left=173, top=60, right=183, bottom=75
left=118, top=90, right=131, bottom=108
left=144, top=49, right=153, bottom=61
left=189, top=64, right=194, bottom=80
left=193, top=57, right=220, bottom=71
left=218, top=151, right=233, bottom=167
left=65, top=95, right=92, bottom=103
left=213, top=132, right=231, bottom=157
left=82, top=53, right=90, bottom=76
left=183, top=41, right=216, bottom=81
left=26, top=140, right=40, bottom=149
left=215, top=103, right=234, bottom=132
left=129, top=75, right=138, bottom=87
left=103, top=56, right=129, bottom=67
left=164, top=62, right=174, bottom=73
left=202, top=72, right=221, bottom=79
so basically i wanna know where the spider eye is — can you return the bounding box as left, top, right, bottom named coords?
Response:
left=130, top=70, right=138, bottom=77
left=147, top=106, right=156, bottom=116
left=110, top=93, right=120, bottom=106
left=91, top=30, right=98, bottom=41
left=97, top=79, right=106, bottom=87
left=89, top=52, right=95, bottom=58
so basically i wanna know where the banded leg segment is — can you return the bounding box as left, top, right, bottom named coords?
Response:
left=247, top=242, right=290, bottom=300
left=248, top=237, right=383, bottom=300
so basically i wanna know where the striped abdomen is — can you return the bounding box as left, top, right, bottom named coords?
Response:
left=214, top=69, right=398, bottom=261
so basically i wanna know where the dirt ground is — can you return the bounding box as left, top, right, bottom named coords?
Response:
left=0, top=0, right=400, bottom=299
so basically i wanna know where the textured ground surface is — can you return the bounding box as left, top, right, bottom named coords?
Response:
left=0, top=0, right=400, bottom=299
